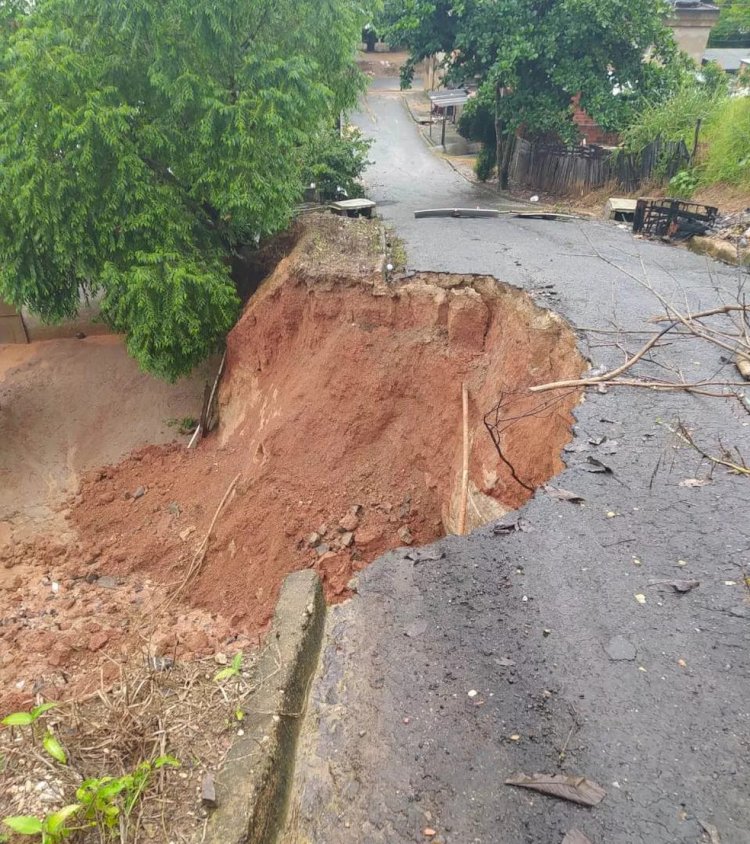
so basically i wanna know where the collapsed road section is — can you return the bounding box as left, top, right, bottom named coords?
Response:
left=0, top=215, right=585, bottom=719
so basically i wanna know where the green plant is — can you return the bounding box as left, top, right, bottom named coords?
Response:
left=2, top=805, right=81, bottom=844
left=76, top=755, right=179, bottom=831
left=167, top=416, right=199, bottom=435
left=301, top=128, right=372, bottom=201
left=621, top=79, right=728, bottom=155
left=0, top=0, right=370, bottom=380
left=1, top=703, right=56, bottom=728
left=2, top=705, right=68, bottom=766
left=214, top=652, right=243, bottom=683
left=669, top=169, right=700, bottom=198
left=700, top=96, right=750, bottom=188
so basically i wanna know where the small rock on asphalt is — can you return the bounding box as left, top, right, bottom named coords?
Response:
left=605, top=635, right=637, bottom=661
left=405, top=619, right=428, bottom=638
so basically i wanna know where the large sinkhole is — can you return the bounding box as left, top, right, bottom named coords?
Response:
left=74, top=219, right=586, bottom=635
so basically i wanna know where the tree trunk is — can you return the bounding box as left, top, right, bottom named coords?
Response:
left=500, top=128, right=515, bottom=190
left=494, top=86, right=503, bottom=191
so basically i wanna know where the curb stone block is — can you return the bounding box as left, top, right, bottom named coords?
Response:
left=200, top=570, right=326, bottom=844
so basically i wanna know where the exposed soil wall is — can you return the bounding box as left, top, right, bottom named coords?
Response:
left=71, top=218, right=583, bottom=623
left=0, top=217, right=584, bottom=711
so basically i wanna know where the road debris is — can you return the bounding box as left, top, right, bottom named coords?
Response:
left=736, top=355, right=750, bottom=381
left=405, top=619, right=428, bottom=638
left=635, top=593, right=647, bottom=604
left=679, top=478, right=712, bottom=488
left=201, top=773, right=217, bottom=808
left=493, top=516, right=534, bottom=535
left=647, top=579, right=699, bottom=593
left=544, top=486, right=585, bottom=503
left=586, top=457, right=613, bottom=474
left=505, top=772, right=606, bottom=806
left=698, top=818, right=721, bottom=843
left=406, top=548, right=445, bottom=563
left=605, top=635, right=636, bottom=661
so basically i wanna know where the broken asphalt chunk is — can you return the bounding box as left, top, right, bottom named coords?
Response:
left=493, top=516, right=534, bottom=535
left=605, top=635, right=636, bottom=661
left=505, top=772, right=607, bottom=806
left=586, top=457, right=613, bottom=474
left=544, top=485, right=585, bottom=504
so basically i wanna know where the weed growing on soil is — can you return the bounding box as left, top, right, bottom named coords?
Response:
left=165, top=416, right=199, bottom=435
left=1, top=654, right=259, bottom=843
left=3, top=804, right=80, bottom=843
left=213, top=652, right=243, bottom=683
left=75, top=755, right=180, bottom=835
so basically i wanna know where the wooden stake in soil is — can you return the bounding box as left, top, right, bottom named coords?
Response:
left=458, top=383, right=470, bottom=536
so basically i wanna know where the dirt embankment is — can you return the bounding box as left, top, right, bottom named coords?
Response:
left=0, top=216, right=584, bottom=712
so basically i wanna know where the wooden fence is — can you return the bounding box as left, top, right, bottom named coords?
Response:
left=508, top=137, right=690, bottom=195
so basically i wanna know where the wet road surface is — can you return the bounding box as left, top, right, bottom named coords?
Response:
left=283, top=74, right=750, bottom=844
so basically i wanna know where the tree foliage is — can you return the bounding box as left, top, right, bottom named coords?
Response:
left=384, top=0, right=687, bottom=182
left=301, top=127, right=372, bottom=200
left=710, top=0, right=750, bottom=44
left=0, top=0, right=369, bottom=379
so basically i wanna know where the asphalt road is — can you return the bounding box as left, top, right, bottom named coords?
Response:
left=283, top=75, right=750, bottom=844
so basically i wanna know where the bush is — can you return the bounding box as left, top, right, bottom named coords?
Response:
left=621, top=75, right=728, bottom=154
left=301, top=128, right=372, bottom=200
left=669, top=169, right=700, bottom=197
left=700, top=96, right=750, bottom=188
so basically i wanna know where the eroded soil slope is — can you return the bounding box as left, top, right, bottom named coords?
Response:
left=1, top=216, right=584, bottom=711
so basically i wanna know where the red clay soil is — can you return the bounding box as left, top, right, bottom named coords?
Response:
left=0, top=217, right=584, bottom=712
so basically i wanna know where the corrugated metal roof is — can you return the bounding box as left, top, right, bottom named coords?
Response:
left=428, top=90, right=470, bottom=107
left=703, top=48, right=750, bottom=71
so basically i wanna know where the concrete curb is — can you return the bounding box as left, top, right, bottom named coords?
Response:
left=201, top=571, right=326, bottom=844
left=688, top=235, right=750, bottom=267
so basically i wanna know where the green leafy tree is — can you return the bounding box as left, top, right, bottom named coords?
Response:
left=710, top=0, right=750, bottom=44
left=0, top=0, right=369, bottom=379
left=386, top=0, right=687, bottom=186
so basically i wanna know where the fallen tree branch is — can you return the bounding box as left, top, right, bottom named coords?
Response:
left=167, top=473, right=242, bottom=606
left=666, top=422, right=750, bottom=477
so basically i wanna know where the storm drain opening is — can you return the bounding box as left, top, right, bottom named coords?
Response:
left=70, top=218, right=586, bottom=640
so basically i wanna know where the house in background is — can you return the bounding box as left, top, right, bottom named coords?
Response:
left=667, top=0, right=721, bottom=62
left=702, top=47, right=750, bottom=73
